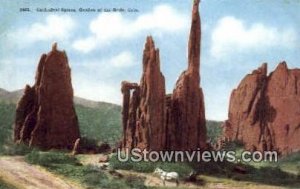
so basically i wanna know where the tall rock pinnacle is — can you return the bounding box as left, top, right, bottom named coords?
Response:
left=121, top=36, right=166, bottom=150
left=120, top=0, right=206, bottom=151
left=188, top=0, right=201, bottom=76
left=170, top=0, right=206, bottom=150
left=14, top=43, right=80, bottom=150
left=138, top=36, right=166, bottom=150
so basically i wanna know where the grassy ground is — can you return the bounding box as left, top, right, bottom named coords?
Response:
left=109, top=154, right=193, bottom=178
left=0, top=103, right=15, bottom=153
left=24, top=150, right=147, bottom=189
left=1, top=101, right=300, bottom=188
left=273, top=152, right=300, bottom=174
left=109, top=152, right=300, bottom=188
left=0, top=178, right=16, bottom=189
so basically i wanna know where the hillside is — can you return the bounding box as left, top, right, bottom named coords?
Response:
left=0, top=88, right=117, bottom=108
left=0, top=88, right=23, bottom=104
left=0, top=89, right=122, bottom=152
left=0, top=88, right=222, bottom=152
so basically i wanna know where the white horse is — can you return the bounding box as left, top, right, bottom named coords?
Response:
left=154, top=168, right=179, bottom=186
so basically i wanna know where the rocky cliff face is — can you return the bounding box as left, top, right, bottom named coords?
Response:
left=121, top=37, right=166, bottom=151
left=223, top=62, right=300, bottom=155
left=14, top=43, right=80, bottom=150
left=137, top=37, right=166, bottom=150
left=170, top=0, right=206, bottom=150
left=121, top=0, right=206, bottom=151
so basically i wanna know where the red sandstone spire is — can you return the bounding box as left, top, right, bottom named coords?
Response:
left=188, top=0, right=201, bottom=76
left=14, top=44, right=80, bottom=150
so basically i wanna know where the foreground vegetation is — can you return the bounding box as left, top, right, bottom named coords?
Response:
left=0, top=103, right=15, bottom=153
left=2, top=100, right=300, bottom=188
left=0, top=101, right=122, bottom=154
left=25, top=150, right=147, bottom=189
left=0, top=179, right=16, bottom=189
left=109, top=151, right=300, bottom=188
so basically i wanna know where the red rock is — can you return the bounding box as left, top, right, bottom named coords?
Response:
left=121, top=0, right=206, bottom=151
left=121, top=81, right=139, bottom=149
left=14, top=85, right=35, bottom=142
left=14, top=43, right=80, bottom=150
left=170, top=0, right=206, bottom=150
left=121, top=37, right=166, bottom=150
left=136, top=36, right=166, bottom=150
left=223, top=62, right=300, bottom=155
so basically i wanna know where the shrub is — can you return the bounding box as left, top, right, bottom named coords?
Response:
left=0, top=102, right=15, bottom=154
left=1, top=142, right=32, bottom=156
left=25, top=150, right=79, bottom=167
left=206, top=120, right=222, bottom=143
left=25, top=151, right=147, bottom=189
left=79, top=137, right=99, bottom=151
left=125, top=176, right=147, bottom=189
left=78, top=137, right=111, bottom=154
left=278, top=152, right=300, bottom=163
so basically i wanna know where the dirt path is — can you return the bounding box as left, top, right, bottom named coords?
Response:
left=0, top=156, right=82, bottom=189
left=0, top=154, right=288, bottom=189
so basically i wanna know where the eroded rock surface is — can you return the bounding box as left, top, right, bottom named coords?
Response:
left=170, top=0, right=206, bottom=150
left=223, top=62, right=300, bottom=155
left=121, top=37, right=166, bottom=150
left=14, top=44, right=80, bottom=150
left=121, top=0, right=206, bottom=151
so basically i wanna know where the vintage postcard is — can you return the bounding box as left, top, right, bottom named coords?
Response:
left=0, top=0, right=300, bottom=188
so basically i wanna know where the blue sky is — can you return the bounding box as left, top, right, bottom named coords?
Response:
left=0, top=0, right=300, bottom=120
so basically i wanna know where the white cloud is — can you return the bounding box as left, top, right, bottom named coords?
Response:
left=109, top=51, right=135, bottom=68
left=71, top=51, right=136, bottom=103
left=77, top=51, right=136, bottom=70
left=72, top=37, right=97, bottom=53
left=0, top=58, right=36, bottom=90
left=204, top=84, right=231, bottom=121
left=73, top=4, right=188, bottom=53
left=73, top=80, right=122, bottom=104
left=210, top=16, right=297, bottom=59
left=9, top=15, right=76, bottom=47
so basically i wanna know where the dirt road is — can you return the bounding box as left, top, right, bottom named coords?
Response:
left=0, top=154, right=288, bottom=189
left=0, top=156, right=82, bottom=189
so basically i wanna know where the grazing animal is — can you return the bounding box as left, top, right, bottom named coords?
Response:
left=154, top=168, right=179, bottom=186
